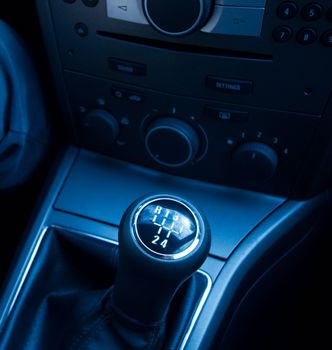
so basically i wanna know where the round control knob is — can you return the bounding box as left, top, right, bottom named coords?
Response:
left=143, top=0, right=213, bottom=36
left=111, top=194, right=211, bottom=324
left=145, top=117, right=201, bottom=168
left=80, top=109, right=119, bottom=151
left=232, top=142, right=278, bottom=181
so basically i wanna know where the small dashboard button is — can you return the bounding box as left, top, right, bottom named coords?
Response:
left=106, top=0, right=148, bottom=24
left=204, top=107, right=249, bottom=122
left=273, top=26, right=293, bottom=42
left=206, top=76, right=253, bottom=94
left=127, top=91, right=145, bottom=103
left=301, top=2, right=324, bottom=21
left=111, top=87, right=127, bottom=99
left=108, top=58, right=147, bottom=76
left=74, top=23, right=88, bottom=37
left=320, top=30, right=332, bottom=47
left=296, top=27, right=317, bottom=44
left=201, top=5, right=265, bottom=37
left=277, top=2, right=298, bottom=19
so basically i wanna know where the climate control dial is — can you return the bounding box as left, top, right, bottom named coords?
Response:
left=145, top=117, right=201, bottom=168
left=80, top=109, right=119, bottom=151
left=232, top=142, right=279, bottom=181
left=143, top=0, right=213, bottom=36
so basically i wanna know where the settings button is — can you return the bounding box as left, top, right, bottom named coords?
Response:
left=206, top=76, right=253, bottom=94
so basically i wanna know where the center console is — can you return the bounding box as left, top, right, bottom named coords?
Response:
left=0, top=147, right=329, bottom=349
left=0, top=1, right=331, bottom=349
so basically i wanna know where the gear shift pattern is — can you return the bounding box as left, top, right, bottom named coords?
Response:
left=111, top=194, right=211, bottom=325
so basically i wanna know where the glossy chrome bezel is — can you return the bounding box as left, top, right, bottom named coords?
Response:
left=145, top=124, right=195, bottom=168
left=132, top=196, right=202, bottom=260
left=143, top=0, right=205, bottom=36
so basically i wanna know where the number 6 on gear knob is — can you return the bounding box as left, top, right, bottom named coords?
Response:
left=111, top=194, right=211, bottom=325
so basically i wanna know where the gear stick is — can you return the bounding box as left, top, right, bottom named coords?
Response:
left=111, top=194, right=211, bottom=325
left=1, top=194, right=211, bottom=350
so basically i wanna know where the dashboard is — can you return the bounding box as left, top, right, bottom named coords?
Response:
left=36, top=0, right=332, bottom=196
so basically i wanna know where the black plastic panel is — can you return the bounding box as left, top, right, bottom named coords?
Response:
left=34, top=0, right=332, bottom=197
